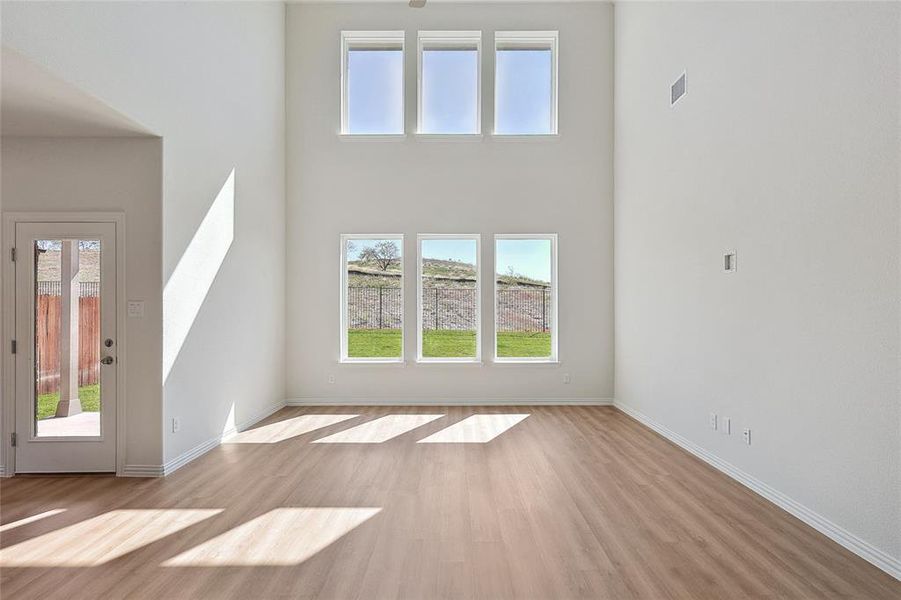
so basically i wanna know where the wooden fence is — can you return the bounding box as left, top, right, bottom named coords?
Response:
left=35, top=290, right=101, bottom=395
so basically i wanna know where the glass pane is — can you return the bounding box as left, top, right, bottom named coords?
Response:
left=346, top=238, right=403, bottom=359
left=421, top=239, right=478, bottom=359
left=495, top=48, right=553, bottom=134
left=347, top=49, right=404, bottom=134
left=495, top=239, right=552, bottom=358
left=35, top=239, right=101, bottom=437
left=421, top=49, right=479, bottom=134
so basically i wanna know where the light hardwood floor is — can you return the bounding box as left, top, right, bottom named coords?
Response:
left=1, top=406, right=898, bottom=599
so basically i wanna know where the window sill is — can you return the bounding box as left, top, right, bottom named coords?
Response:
left=493, top=359, right=561, bottom=366
left=416, top=358, right=483, bottom=365
left=491, top=133, right=560, bottom=141
left=339, top=359, right=407, bottom=366
left=414, top=133, right=483, bottom=141
left=338, top=133, right=407, bottom=141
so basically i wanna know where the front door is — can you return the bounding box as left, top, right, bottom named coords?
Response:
left=14, top=222, right=118, bottom=473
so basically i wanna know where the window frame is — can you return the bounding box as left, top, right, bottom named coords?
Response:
left=340, top=30, right=406, bottom=136
left=493, top=233, right=559, bottom=364
left=417, top=30, right=483, bottom=136
left=493, top=31, right=559, bottom=136
left=416, top=234, right=482, bottom=364
left=339, top=233, right=405, bottom=363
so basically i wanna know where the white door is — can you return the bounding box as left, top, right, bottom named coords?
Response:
left=14, top=222, right=118, bottom=473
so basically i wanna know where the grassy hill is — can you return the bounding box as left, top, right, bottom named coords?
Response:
left=348, top=258, right=548, bottom=288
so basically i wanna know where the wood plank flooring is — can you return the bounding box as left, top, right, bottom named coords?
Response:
left=1, top=406, right=898, bottom=599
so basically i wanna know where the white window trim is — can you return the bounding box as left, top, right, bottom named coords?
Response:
left=339, top=233, right=405, bottom=363
left=417, top=30, right=482, bottom=136
left=340, top=30, right=406, bottom=136
left=493, top=30, right=559, bottom=136
left=416, top=234, right=482, bottom=364
left=493, top=233, right=559, bottom=364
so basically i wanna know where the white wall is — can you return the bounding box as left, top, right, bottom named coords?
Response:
left=286, top=2, right=614, bottom=402
left=2, top=1, right=287, bottom=465
left=1, top=137, right=163, bottom=469
left=615, top=1, right=901, bottom=568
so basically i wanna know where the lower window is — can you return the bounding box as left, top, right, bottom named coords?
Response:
left=417, top=235, right=481, bottom=362
left=341, top=235, right=404, bottom=362
left=494, top=235, right=557, bottom=362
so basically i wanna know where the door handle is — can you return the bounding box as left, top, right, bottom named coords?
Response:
left=100, top=356, right=115, bottom=365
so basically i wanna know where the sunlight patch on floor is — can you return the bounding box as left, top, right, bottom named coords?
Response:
left=161, top=507, right=381, bottom=566
left=312, top=414, right=444, bottom=444
left=0, top=509, right=221, bottom=567
left=225, top=414, right=360, bottom=444
left=417, top=414, right=530, bottom=443
left=0, top=509, right=66, bottom=533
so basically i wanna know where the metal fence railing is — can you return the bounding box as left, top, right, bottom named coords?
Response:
left=347, top=287, right=403, bottom=329
left=346, top=286, right=551, bottom=332
left=496, top=288, right=551, bottom=332
left=37, top=281, right=100, bottom=297
left=422, top=288, right=477, bottom=331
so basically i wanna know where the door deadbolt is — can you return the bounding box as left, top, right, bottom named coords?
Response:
left=104, top=338, right=114, bottom=348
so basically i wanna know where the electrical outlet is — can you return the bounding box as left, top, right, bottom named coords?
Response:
left=721, top=417, right=731, bottom=435
left=563, top=373, right=571, bottom=384
left=709, top=413, right=718, bottom=430
left=327, top=374, right=336, bottom=384
left=172, top=418, right=180, bottom=433
left=742, top=428, right=751, bottom=445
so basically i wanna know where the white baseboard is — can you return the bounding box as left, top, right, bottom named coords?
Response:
left=123, top=401, right=286, bottom=478
left=286, top=397, right=613, bottom=406
left=614, top=401, right=901, bottom=582
left=121, top=464, right=164, bottom=477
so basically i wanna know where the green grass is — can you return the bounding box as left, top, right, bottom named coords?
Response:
left=37, top=383, right=100, bottom=420
left=348, top=329, right=402, bottom=358
left=422, top=330, right=476, bottom=358
left=496, top=332, right=552, bottom=358
left=347, top=329, right=551, bottom=359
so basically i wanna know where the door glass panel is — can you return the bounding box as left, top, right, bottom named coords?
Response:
left=34, top=239, right=101, bottom=437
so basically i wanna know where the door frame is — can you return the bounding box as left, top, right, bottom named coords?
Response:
left=2, top=212, right=127, bottom=476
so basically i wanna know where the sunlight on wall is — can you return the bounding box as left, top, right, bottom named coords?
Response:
left=0, top=509, right=66, bottom=533
left=163, top=169, right=235, bottom=382
left=312, top=414, right=444, bottom=444
left=161, top=507, right=381, bottom=566
left=0, top=509, right=221, bottom=567
left=417, top=414, right=530, bottom=443
left=225, top=414, right=360, bottom=444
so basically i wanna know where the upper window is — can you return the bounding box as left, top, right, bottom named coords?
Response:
left=494, top=31, right=558, bottom=135
left=417, top=235, right=481, bottom=362
left=341, top=31, right=405, bottom=135
left=494, top=235, right=558, bottom=362
left=340, top=235, right=404, bottom=362
left=418, top=31, right=481, bottom=135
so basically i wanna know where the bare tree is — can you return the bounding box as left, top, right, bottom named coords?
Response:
left=359, top=241, right=400, bottom=271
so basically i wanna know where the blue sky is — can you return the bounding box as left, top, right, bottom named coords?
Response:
left=347, top=48, right=552, bottom=134
left=421, top=239, right=477, bottom=264
left=495, top=49, right=553, bottom=134
left=496, top=239, right=551, bottom=283
left=421, top=50, right=479, bottom=134
left=346, top=238, right=402, bottom=262
left=347, top=50, right=404, bottom=134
